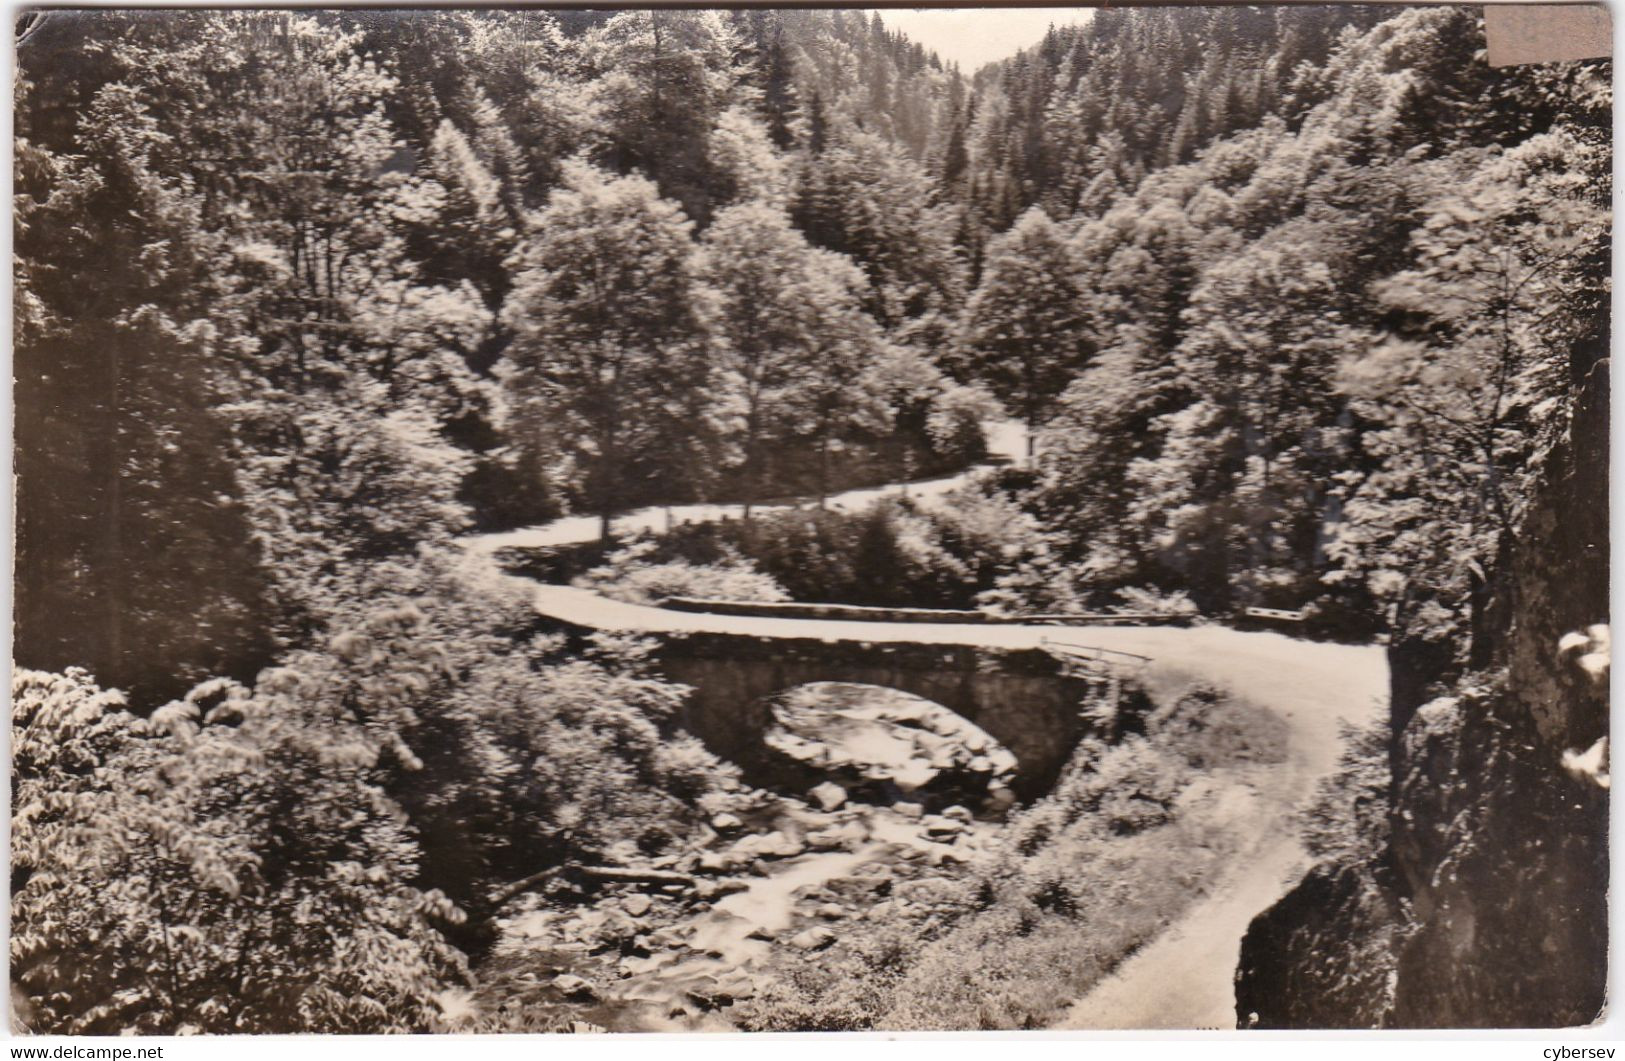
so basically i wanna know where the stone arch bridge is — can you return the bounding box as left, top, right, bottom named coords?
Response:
left=529, top=589, right=1150, bottom=799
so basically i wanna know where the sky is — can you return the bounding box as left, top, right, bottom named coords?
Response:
left=871, top=8, right=1097, bottom=72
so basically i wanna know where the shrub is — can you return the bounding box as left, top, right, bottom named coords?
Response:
left=11, top=558, right=739, bottom=1033
left=11, top=668, right=467, bottom=1034
left=575, top=540, right=788, bottom=605
left=639, top=483, right=1055, bottom=611
left=1150, top=683, right=1292, bottom=769
left=1112, top=585, right=1201, bottom=620
left=281, top=557, right=737, bottom=927
left=1298, top=719, right=1390, bottom=863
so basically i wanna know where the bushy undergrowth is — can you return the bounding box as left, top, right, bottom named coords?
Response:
left=537, top=480, right=1224, bottom=624
left=575, top=540, right=788, bottom=605
left=1297, top=719, right=1390, bottom=865
left=573, top=481, right=1051, bottom=611
left=11, top=667, right=469, bottom=1034
left=11, top=551, right=737, bottom=1034
left=736, top=680, right=1290, bottom=1031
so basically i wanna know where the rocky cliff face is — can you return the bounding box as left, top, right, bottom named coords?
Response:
left=1236, top=346, right=1610, bottom=1028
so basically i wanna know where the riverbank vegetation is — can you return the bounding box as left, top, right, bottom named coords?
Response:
left=14, top=6, right=1606, bottom=1033
left=733, top=680, right=1289, bottom=1031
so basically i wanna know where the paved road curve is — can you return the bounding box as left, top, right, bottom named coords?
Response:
left=462, top=411, right=1387, bottom=1029
left=470, top=420, right=1030, bottom=554
left=522, top=583, right=1387, bottom=1029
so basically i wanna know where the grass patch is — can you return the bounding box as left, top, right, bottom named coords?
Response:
left=734, top=679, right=1292, bottom=1031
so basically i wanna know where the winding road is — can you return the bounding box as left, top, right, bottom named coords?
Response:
left=467, top=423, right=1388, bottom=1030
left=515, top=585, right=1387, bottom=1029
left=471, top=420, right=1030, bottom=554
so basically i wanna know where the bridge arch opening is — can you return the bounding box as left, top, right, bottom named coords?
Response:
left=761, top=682, right=1020, bottom=817
left=655, top=630, right=1124, bottom=800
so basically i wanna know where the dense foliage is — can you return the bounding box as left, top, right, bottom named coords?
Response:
left=13, top=5, right=1607, bottom=1034
left=1000, top=7, right=1609, bottom=646
left=736, top=681, right=1289, bottom=1031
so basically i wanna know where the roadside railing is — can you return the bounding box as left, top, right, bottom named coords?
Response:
left=1039, top=637, right=1153, bottom=672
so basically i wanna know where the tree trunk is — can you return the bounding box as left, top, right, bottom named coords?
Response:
left=490, top=864, right=694, bottom=908
left=817, top=434, right=830, bottom=508
left=742, top=398, right=762, bottom=523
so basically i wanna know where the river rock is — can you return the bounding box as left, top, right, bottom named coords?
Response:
left=604, top=840, right=641, bottom=865
left=623, top=894, right=653, bottom=917
left=809, top=781, right=848, bottom=811
left=711, top=812, right=744, bottom=832
left=815, top=903, right=847, bottom=920
left=805, top=828, right=844, bottom=851
left=765, top=831, right=806, bottom=857
left=684, top=978, right=726, bottom=1010
left=787, top=926, right=837, bottom=951
left=806, top=821, right=865, bottom=851
left=730, top=830, right=803, bottom=860
left=642, top=927, right=683, bottom=949
left=694, top=877, right=749, bottom=901
left=551, top=975, right=599, bottom=1001
left=893, top=801, right=924, bottom=820
left=923, top=816, right=964, bottom=838
left=597, top=911, right=638, bottom=943
left=942, top=805, right=974, bottom=823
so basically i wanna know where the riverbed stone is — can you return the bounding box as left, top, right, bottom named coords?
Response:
left=551, top=974, right=600, bottom=1001
left=809, top=781, right=848, bottom=811
left=694, top=877, right=749, bottom=901
left=787, top=926, right=837, bottom=951
left=730, top=830, right=804, bottom=860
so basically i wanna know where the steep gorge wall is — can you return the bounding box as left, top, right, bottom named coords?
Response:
left=1235, top=348, right=1610, bottom=1028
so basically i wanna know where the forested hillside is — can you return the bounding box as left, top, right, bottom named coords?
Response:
left=13, top=6, right=1608, bottom=1033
